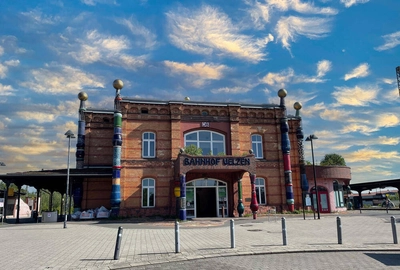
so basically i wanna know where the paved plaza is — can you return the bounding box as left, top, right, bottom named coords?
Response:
left=2, top=211, right=400, bottom=270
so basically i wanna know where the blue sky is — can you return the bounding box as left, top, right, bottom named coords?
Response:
left=0, top=0, right=399, bottom=184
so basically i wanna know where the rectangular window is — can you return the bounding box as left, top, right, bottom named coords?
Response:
left=142, top=178, right=155, bottom=207
left=255, top=178, right=266, bottom=205
left=142, top=132, right=156, bottom=158
left=251, top=134, right=263, bottom=159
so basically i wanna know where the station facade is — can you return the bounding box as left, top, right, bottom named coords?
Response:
left=74, top=83, right=306, bottom=219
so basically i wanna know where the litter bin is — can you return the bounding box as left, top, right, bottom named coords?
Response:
left=42, top=211, right=57, bottom=223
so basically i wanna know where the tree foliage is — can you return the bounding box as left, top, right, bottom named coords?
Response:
left=320, top=153, right=346, bottom=166
left=184, top=145, right=203, bottom=155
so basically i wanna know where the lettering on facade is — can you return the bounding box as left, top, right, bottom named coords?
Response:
left=183, top=157, right=250, bottom=166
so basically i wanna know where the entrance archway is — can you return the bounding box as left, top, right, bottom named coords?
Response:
left=186, top=178, right=228, bottom=218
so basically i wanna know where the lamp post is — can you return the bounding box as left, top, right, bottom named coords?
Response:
left=305, top=134, right=320, bottom=220
left=64, top=130, right=75, bottom=229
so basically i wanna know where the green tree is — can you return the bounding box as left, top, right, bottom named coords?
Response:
left=184, top=145, right=203, bottom=155
left=320, top=153, right=346, bottom=166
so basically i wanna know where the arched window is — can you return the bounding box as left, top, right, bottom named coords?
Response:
left=142, top=132, right=156, bottom=158
left=184, top=131, right=225, bottom=155
left=251, top=134, right=263, bottom=159
left=142, top=178, right=155, bottom=207
left=255, top=178, right=266, bottom=205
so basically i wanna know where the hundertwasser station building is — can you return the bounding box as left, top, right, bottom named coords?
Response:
left=1, top=80, right=352, bottom=221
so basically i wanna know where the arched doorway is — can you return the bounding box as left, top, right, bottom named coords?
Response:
left=311, top=186, right=330, bottom=213
left=186, top=178, right=228, bottom=218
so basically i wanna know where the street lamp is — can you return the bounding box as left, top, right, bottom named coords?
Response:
left=305, top=134, right=320, bottom=220
left=64, top=130, right=75, bottom=229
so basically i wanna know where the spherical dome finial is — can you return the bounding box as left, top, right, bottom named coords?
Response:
left=278, top=89, right=287, bottom=98
left=185, top=97, right=190, bottom=101
left=294, top=102, right=302, bottom=110
left=78, top=92, right=88, bottom=101
left=113, top=79, right=124, bottom=90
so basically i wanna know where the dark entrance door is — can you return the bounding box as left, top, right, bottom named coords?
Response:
left=196, top=188, right=217, bottom=217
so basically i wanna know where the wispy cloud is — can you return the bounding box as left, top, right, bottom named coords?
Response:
left=375, top=31, right=400, bottom=51
left=345, top=148, right=399, bottom=163
left=332, top=85, right=379, bottom=106
left=117, top=16, right=158, bottom=49
left=344, top=63, right=370, bottom=81
left=0, top=83, right=14, bottom=96
left=211, top=86, right=251, bottom=94
left=166, top=5, right=271, bottom=62
left=246, top=0, right=337, bottom=29
left=319, top=108, right=351, bottom=121
left=261, top=60, right=332, bottom=87
left=164, top=61, right=228, bottom=87
left=20, top=9, right=60, bottom=25
left=275, top=16, right=332, bottom=51
left=0, top=63, right=7, bottom=78
left=81, top=0, right=117, bottom=6
left=20, top=64, right=105, bottom=94
left=64, top=30, right=146, bottom=70
left=340, top=0, right=370, bottom=8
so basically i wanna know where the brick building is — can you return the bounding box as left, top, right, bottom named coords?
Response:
left=73, top=83, right=307, bottom=219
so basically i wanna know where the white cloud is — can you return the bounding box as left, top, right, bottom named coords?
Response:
left=0, top=63, right=7, bottom=78
left=4, top=59, right=20, bottom=66
left=164, top=61, right=228, bottom=87
left=0, top=83, right=14, bottom=96
left=20, top=64, right=105, bottom=94
left=270, top=0, right=338, bottom=14
left=0, top=46, right=3, bottom=56
left=332, top=85, right=379, bottom=106
left=246, top=0, right=337, bottom=29
left=67, top=30, right=146, bottom=70
left=261, top=68, right=294, bottom=87
left=81, top=0, right=117, bottom=6
left=211, top=86, right=251, bottom=94
left=375, top=31, right=400, bottom=51
left=275, top=16, right=332, bottom=51
left=117, top=17, right=157, bottom=49
left=261, top=60, right=331, bottom=86
left=16, top=111, right=57, bottom=123
left=340, top=0, right=369, bottom=8
left=344, top=63, right=370, bottom=81
left=316, top=60, right=332, bottom=77
left=345, top=148, right=399, bottom=163
left=20, top=9, right=60, bottom=25
left=166, top=5, right=270, bottom=62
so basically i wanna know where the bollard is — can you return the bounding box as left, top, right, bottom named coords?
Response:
left=391, top=216, right=398, bottom=244
left=230, top=219, right=235, bottom=248
left=175, top=220, right=180, bottom=253
left=114, top=226, right=123, bottom=260
left=336, top=217, right=342, bottom=244
left=281, top=217, right=287, bottom=246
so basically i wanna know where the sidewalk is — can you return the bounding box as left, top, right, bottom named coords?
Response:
left=1, top=211, right=400, bottom=270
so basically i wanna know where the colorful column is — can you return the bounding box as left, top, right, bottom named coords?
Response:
left=111, top=79, right=123, bottom=216
left=249, top=173, right=259, bottom=219
left=73, top=92, right=87, bottom=212
left=179, top=173, right=186, bottom=221
left=278, top=89, right=294, bottom=212
left=294, top=102, right=309, bottom=218
left=237, top=178, right=244, bottom=217
left=76, top=92, right=88, bottom=169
